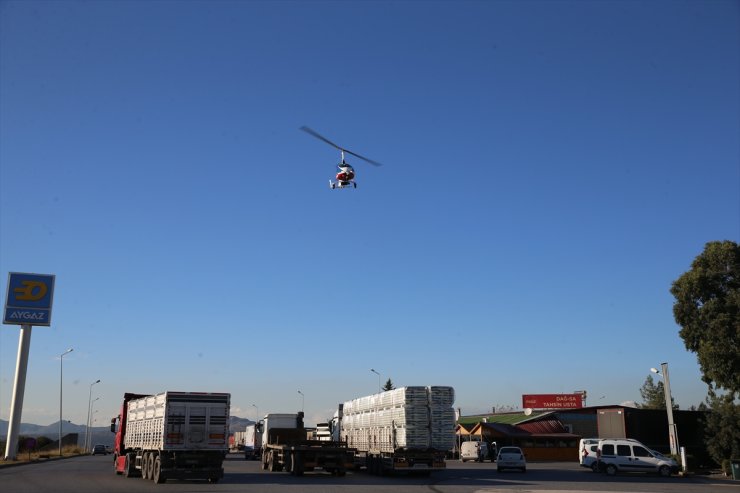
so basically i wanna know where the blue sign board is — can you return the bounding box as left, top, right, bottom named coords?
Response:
left=4, top=272, right=56, bottom=326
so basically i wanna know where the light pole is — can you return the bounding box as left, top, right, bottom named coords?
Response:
left=651, top=363, right=679, bottom=456
left=86, top=395, right=100, bottom=451
left=370, top=368, right=381, bottom=392
left=251, top=404, right=259, bottom=421
left=59, top=348, right=73, bottom=456
left=297, top=390, right=304, bottom=412
left=89, top=397, right=99, bottom=449
left=85, top=379, right=101, bottom=452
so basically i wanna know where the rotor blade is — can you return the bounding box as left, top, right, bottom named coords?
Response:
left=343, top=148, right=383, bottom=167
left=300, top=126, right=343, bottom=151
left=300, top=126, right=383, bottom=166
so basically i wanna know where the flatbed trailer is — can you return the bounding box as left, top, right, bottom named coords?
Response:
left=354, top=448, right=446, bottom=475
left=260, top=414, right=355, bottom=476
left=338, top=386, right=455, bottom=475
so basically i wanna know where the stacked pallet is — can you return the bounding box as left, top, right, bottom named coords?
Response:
left=340, top=386, right=455, bottom=453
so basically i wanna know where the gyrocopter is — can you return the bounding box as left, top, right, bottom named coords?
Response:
left=300, top=126, right=382, bottom=189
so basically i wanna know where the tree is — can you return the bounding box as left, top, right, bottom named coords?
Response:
left=671, top=240, right=740, bottom=466
left=638, top=375, right=677, bottom=409
left=704, top=390, right=740, bottom=469
left=383, top=378, right=395, bottom=391
left=670, top=240, right=740, bottom=392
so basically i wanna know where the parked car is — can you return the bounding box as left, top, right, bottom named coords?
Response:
left=579, top=438, right=600, bottom=471
left=496, top=446, right=526, bottom=472
left=91, top=444, right=107, bottom=455
left=596, top=438, right=678, bottom=477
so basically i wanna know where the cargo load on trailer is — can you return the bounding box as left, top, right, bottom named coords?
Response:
left=337, top=386, right=455, bottom=475
left=111, top=391, right=230, bottom=484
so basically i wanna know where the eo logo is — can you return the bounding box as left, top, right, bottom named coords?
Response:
left=14, top=281, right=48, bottom=301
left=4, top=273, right=55, bottom=326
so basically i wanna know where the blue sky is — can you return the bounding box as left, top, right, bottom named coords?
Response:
left=1, top=0, right=738, bottom=428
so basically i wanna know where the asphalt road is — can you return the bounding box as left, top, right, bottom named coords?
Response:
left=0, top=454, right=732, bottom=493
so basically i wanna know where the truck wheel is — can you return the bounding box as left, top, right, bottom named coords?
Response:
left=605, top=464, right=618, bottom=476
left=293, top=452, right=304, bottom=476
left=153, top=457, right=166, bottom=484
left=268, top=451, right=279, bottom=472
left=141, top=453, right=149, bottom=480
left=285, top=452, right=294, bottom=474
left=114, top=454, right=122, bottom=475
left=261, top=453, right=268, bottom=470
left=147, top=454, right=156, bottom=481
left=124, top=453, right=137, bottom=478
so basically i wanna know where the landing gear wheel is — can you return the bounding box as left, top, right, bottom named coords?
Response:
left=153, top=456, right=165, bottom=484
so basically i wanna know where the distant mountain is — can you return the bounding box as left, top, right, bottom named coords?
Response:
left=1, top=416, right=254, bottom=440
left=229, top=416, right=254, bottom=433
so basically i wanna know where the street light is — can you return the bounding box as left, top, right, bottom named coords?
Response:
left=370, top=368, right=381, bottom=393
left=85, top=379, right=101, bottom=452
left=297, top=390, right=304, bottom=412
left=59, top=348, right=73, bottom=456
left=251, top=404, right=259, bottom=421
left=86, top=395, right=100, bottom=451
left=651, top=363, right=680, bottom=457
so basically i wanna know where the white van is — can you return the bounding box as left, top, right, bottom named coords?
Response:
left=461, top=441, right=491, bottom=462
left=579, top=438, right=600, bottom=471
left=597, top=438, right=678, bottom=477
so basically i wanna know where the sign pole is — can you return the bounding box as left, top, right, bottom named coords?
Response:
left=4, top=324, right=33, bottom=460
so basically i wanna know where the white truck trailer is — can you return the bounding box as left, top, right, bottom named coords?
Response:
left=336, top=386, right=455, bottom=475
left=112, top=391, right=230, bottom=484
left=244, top=423, right=262, bottom=460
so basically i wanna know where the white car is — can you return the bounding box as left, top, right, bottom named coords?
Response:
left=597, top=438, right=679, bottom=477
left=579, top=438, right=600, bottom=471
left=496, top=446, right=526, bottom=472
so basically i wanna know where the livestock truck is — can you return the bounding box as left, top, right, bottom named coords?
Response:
left=335, top=386, right=455, bottom=475
left=111, top=391, right=230, bottom=484
left=260, top=412, right=355, bottom=476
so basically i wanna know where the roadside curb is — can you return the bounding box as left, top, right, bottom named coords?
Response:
left=0, top=453, right=85, bottom=469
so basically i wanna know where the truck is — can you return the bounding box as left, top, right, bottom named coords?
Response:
left=244, top=423, right=262, bottom=460
left=111, top=391, right=230, bottom=484
left=335, top=386, right=455, bottom=475
left=230, top=431, right=247, bottom=452
left=260, top=412, right=355, bottom=476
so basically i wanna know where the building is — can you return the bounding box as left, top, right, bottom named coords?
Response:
left=457, top=405, right=711, bottom=465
